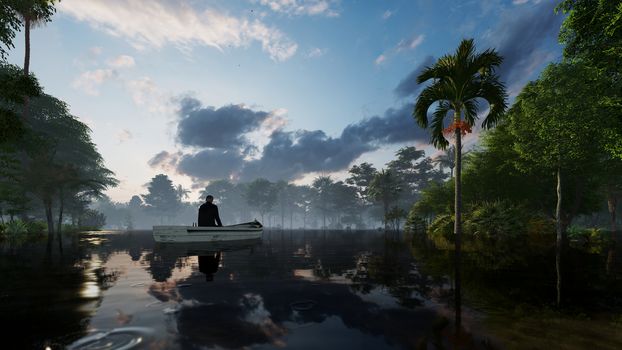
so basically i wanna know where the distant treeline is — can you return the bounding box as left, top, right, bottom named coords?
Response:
left=93, top=146, right=448, bottom=229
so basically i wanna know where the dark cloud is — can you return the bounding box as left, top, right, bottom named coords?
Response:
left=154, top=92, right=431, bottom=182
left=393, top=56, right=435, bottom=98
left=239, top=129, right=374, bottom=181
left=177, top=149, right=245, bottom=180
left=176, top=97, right=270, bottom=148
left=343, top=103, right=428, bottom=145
left=493, top=1, right=563, bottom=86
left=148, top=150, right=180, bottom=169
left=238, top=104, right=429, bottom=181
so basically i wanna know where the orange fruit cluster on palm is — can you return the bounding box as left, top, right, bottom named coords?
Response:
left=443, top=120, right=472, bottom=136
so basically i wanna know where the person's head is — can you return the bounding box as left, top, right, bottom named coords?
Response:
left=205, top=195, right=214, bottom=203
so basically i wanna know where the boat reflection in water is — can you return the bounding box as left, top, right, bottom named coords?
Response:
left=152, top=238, right=260, bottom=282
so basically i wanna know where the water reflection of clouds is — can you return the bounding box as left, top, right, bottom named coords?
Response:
left=77, top=231, right=443, bottom=349
left=171, top=277, right=437, bottom=349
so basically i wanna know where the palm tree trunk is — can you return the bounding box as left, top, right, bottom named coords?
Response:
left=24, top=19, right=31, bottom=75
left=454, top=120, right=463, bottom=329
left=22, top=18, right=31, bottom=121
left=556, top=165, right=563, bottom=306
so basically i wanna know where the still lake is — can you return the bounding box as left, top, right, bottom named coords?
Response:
left=1, top=230, right=621, bottom=349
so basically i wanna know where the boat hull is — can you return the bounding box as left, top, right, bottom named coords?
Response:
left=153, top=225, right=263, bottom=243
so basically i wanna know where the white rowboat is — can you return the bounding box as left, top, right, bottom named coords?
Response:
left=153, top=221, right=263, bottom=243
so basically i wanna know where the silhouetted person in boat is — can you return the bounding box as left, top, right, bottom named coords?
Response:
left=198, top=252, right=221, bottom=282
left=198, top=195, right=223, bottom=227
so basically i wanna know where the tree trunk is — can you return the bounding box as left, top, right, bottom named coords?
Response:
left=44, top=198, right=54, bottom=240
left=607, top=191, right=618, bottom=275
left=323, top=212, right=326, bottom=230
left=57, top=189, right=64, bottom=236
left=607, top=192, right=618, bottom=240
left=454, top=120, right=463, bottom=329
left=384, top=202, right=389, bottom=231
left=556, top=165, right=563, bottom=307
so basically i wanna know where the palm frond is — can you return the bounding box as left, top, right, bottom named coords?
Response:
left=431, top=101, right=451, bottom=149
left=470, top=49, right=503, bottom=76
left=414, top=82, right=448, bottom=128
left=478, top=76, right=508, bottom=129
left=417, top=54, right=454, bottom=83
left=462, top=98, right=480, bottom=126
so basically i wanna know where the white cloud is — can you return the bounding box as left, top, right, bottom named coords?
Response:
left=126, top=77, right=170, bottom=113
left=72, top=68, right=117, bottom=95
left=396, top=34, right=425, bottom=52
left=59, top=0, right=298, bottom=62
left=382, top=10, right=393, bottom=20
left=307, top=47, right=326, bottom=58
left=256, top=0, right=340, bottom=17
left=374, top=54, right=386, bottom=65
left=376, top=34, right=425, bottom=65
left=117, top=129, right=133, bottom=143
left=107, top=55, right=135, bottom=68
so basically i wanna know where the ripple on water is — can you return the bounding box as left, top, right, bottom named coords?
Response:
left=67, top=327, right=154, bottom=350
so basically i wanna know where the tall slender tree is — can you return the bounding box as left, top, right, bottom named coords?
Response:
left=10, top=0, right=57, bottom=75
left=312, top=176, right=334, bottom=229
left=412, top=38, right=507, bottom=327
left=508, top=62, right=612, bottom=305
left=368, top=170, right=401, bottom=230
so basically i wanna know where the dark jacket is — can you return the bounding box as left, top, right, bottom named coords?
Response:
left=198, top=202, right=223, bottom=227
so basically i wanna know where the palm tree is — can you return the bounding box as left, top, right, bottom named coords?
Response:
left=175, top=184, right=190, bottom=201
left=13, top=0, right=57, bottom=76
left=312, top=176, right=334, bottom=229
left=412, top=38, right=507, bottom=328
left=12, top=0, right=57, bottom=122
left=433, top=146, right=456, bottom=177
left=368, top=170, right=401, bottom=231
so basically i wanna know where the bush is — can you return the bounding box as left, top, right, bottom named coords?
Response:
left=0, top=222, right=5, bottom=235
left=526, top=216, right=556, bottom=249
left=404, top=206, right=427, bottom=235
left=568, top=226, right=605, bottom=253
left=427, top=214, right=454, bottom=249
left=80, top=209, right=106, bottom=229
left=26, top=221, right=47, bottom=235
left=464, top=201, right=528, bottom=240
left=5, top=220, right=28, bottom=235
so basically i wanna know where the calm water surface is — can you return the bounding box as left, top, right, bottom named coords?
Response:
left=1, top=230, right=621, bottom=349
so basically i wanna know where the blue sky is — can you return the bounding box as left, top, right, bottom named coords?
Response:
left=6, top=0, right=564, bottom=202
